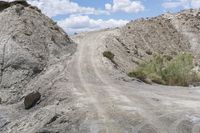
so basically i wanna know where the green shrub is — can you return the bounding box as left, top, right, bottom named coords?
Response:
left=103, top=51, right=115, bottom=60
left=103, top=51, right=118, bottom=67
left=128, top=53, right=200, bottom=86
left=148, top=73, right=165, bottom=84
left=161, top=53, right=193, bottom=86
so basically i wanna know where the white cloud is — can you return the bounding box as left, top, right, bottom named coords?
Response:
left=58, top=15, right=128, bottom=34
left=163, top=0, right=200, bottom=9
left=2, top=0, right=129, bottom=34
left=191, top=0, right=200, bottom=8
left=2, top=0, right=108, bottom=17
left=27, top=0, right=108, bottom=17
left=105, top=0, right=145, bottom=13
left=105, top=3, right=112, bottom=11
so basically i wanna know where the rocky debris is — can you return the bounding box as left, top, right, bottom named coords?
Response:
left=0, top=1, right=77, bottom=131
left=0, top=97, right=1, bottom=104
left=167, top=9, right=200, bottom=65
left=0, top=0, right=76, bottom=104
left=45, top=113, right=61, bottom=125
left=189, top=82, right=200, bottom=87
left=24, top=91, right=41, bottom=109
left=0, top=115, right=10, bottom=129
left=105, top=9, right=200, bottom=73
left=1, top=1, right=200, bottom=132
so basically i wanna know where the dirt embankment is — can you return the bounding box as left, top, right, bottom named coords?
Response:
left=105, top=9, right=200, bottom=73
left=1, top=1, right=200, bottom=133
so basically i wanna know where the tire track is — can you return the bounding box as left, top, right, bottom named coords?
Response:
left=71, top=29, right=200, bottom=133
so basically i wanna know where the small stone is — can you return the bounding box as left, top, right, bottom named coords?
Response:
left=0, top=98, right=2, bottom=104
left=152, top=98, right=160, bottom=102
left=24, top=91, right=41, bottom=109
left=146, top=50, right=152, bottom=55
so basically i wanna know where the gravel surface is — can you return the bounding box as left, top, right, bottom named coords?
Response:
left=1, top=1, right=200, bottom=133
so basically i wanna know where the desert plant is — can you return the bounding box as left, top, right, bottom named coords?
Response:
left=128, top=53, right=199, bottom=86
left=103, top=51, right=114, bottom=60
left=161, top=53, right=193, bottom=86
left=103, top=51, right=118, bottom=67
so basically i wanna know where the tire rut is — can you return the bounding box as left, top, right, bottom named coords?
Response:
left=71, top=30, right=200, bottom=133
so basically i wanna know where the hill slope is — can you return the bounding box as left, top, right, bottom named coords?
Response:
left=0, top=1, right=77, bottom=132
left=105, top=9, right=200, bottom=73
left=0, top=0, right=76, bottom=104
left=1, top=2, right=200, bottom=133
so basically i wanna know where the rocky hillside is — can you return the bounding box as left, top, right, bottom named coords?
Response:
left=0, top=0, right=76, bottom=104
left=1, top=1, right=200, bottom=132
left=105, top=9, right=200, bottom=73
left=0, top=0, right=78, bottom=132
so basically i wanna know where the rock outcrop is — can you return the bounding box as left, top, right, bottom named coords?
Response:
left=0, top=1, right=77, bottom=132
left=1, top=1, right=200, bottom=132
left=0, top=0, right=76, bottom=104
left=105, top=9, right=200, bottom=73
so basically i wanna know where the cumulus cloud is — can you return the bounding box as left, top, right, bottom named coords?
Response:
left=58, top=15, right=128, bottom=34
left=26, top=0, right=108, bottom=17
left=105, top=0, right=145, bottom=13
left=2, top=0, right=129, bottom=34
left=162, top=0, right=200, bottom=9
left=2, top=0, right=109, bottom=17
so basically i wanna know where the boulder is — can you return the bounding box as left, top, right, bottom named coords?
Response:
left=24, top=91, right=41, bottom=109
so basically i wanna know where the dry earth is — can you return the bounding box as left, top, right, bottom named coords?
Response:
left=1, top=1, right=200, bottom=133
left=68, top=29, right=200, bottom=133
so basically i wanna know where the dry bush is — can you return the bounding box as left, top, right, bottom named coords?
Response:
left=128, top=53, right=200, bottom=86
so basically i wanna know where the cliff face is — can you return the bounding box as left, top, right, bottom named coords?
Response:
left=105, top=9, right=200, bottom=72
left=0, top=1, right=76, bottom=104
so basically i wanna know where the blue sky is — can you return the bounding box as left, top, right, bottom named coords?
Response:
left=72, top=0, right=164, bottom=19
left=22, top=0, right=200, bottom=34
left=51, top=0, right=166, bottom=21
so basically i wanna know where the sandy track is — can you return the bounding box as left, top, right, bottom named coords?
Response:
left=69, top=29, right=200, bottom=133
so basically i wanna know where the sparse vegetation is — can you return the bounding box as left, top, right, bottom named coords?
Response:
left=103, top=51, right=115, bottom=60
left=128, top=53, right=200, bottom=86
left=103, top=51, right=118, bottom=67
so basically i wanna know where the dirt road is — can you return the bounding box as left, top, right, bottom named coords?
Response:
left=69, top=29, right=200, bottom=133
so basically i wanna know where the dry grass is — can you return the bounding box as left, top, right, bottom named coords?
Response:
left=103, top=51, right=118, bottom=67
left=103, top=51, right=115, bottom=60
left=128, top=53, right=200, bottom=86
